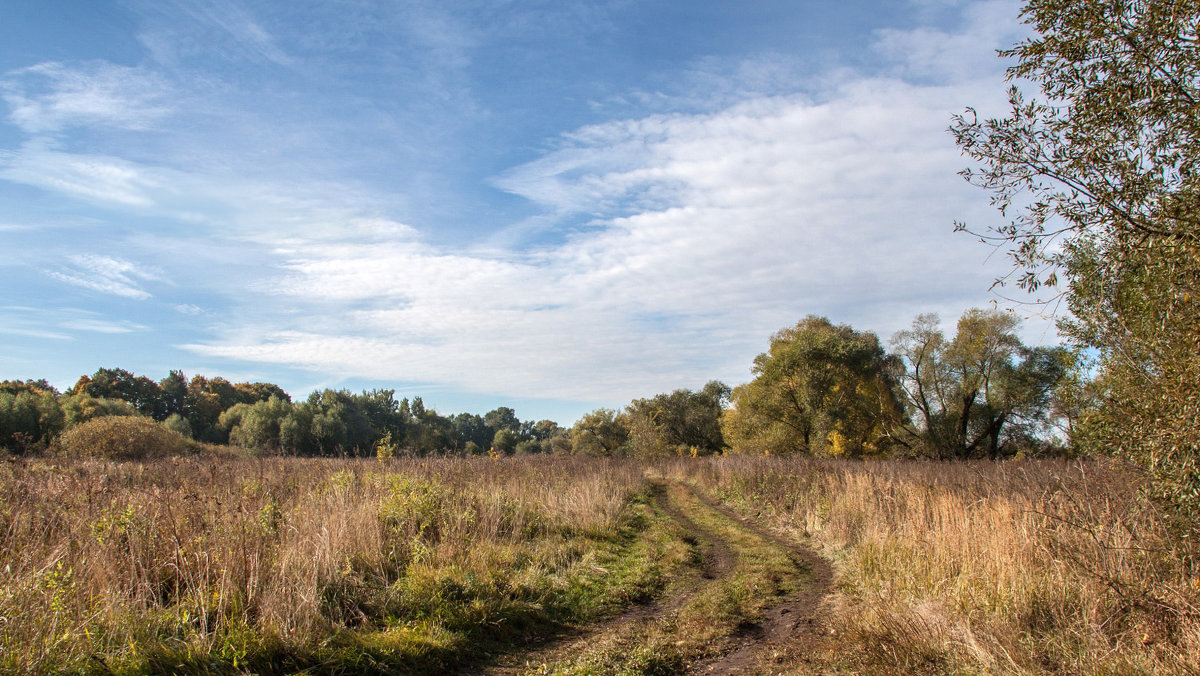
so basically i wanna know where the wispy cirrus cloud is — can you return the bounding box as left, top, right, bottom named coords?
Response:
left=59, top=318, right=147, bottom=334
left=188, top=0, right=292, bottom=66
left=0, top=306, right=147, bottom=342
left=0, top=61, right=173, bottom=134
left=187, top=71, right=1038, bottom=401
left=1, top=0, right=1042, bottom=411
left=0, top=143, right=167, bottom=207
left=0, top=325, right=71, bottom=341
left=47, top=254, right=162, bottom=300
left=135, top=0, right=291, bottom=66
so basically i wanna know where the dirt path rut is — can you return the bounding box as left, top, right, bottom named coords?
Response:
left=686, top=483, right=833, bottom=675
left=476, top=478, right=832, bottom=675
left=481, top=481, right=732, bottom=675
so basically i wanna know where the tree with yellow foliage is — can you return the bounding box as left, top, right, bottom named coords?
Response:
left=722, top=316, right=902, bottom=457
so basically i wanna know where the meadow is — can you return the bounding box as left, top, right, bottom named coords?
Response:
left=1, top=454, right=1196, bottom=674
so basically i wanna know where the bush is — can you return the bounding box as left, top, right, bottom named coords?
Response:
left=163, top=413, right=193, bottom=439
left=59, top=393, right=138, bottom=427
left=54, top=416, right=195, bottom=461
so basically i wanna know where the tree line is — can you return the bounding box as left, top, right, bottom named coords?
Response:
left=0, top=368, right=569, bottom=458
left=1, top=307, right=1079, bottom=461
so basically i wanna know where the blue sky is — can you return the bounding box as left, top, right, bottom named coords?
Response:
left=0, top=0, right=1047, bottom=424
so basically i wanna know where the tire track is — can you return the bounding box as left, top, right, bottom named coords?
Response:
left=477, top=480, right=728, bottom=675
left=652, top=480, right=736, bottom=584
left=476, top=478, right=832, bottom=675
left=683, top=482, right=833, bottom=676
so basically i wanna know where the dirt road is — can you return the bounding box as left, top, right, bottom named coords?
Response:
left=478, top=478, right=832, bottom=675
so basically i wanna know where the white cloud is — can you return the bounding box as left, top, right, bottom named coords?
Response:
left=0, top=139, right=423, bottom=246
left=5, top=1, right=1045, bottom=406
left=0, top=61, right=172, bottom=134
left=0, top=143, right=165, bottom=207
left=873, top=0, right=1024, bottom=82
left=192, top=0, right=292, bottom=66
left=0, top=307, right=143, bottom=342
left=60, top=318, right=147, bottom=334
left=0, top=326, right=71, bottom=341
left=136, top=0, right=292, bottom=67
left=47, top=255, right=162, bottom=300
left=185, top=67, right=1047, bottom=402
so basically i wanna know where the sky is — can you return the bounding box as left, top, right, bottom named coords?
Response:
left=0, top=0, right=1052, bottom=424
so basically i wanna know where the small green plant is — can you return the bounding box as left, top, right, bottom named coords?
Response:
left=375, top=430, right=397, bottom=460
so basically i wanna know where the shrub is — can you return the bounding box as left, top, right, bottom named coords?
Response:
left=54, top=416, right=195, bottom=461
left=163, top=413, right=193, bottom=439
left=59, top=393, right=138, bottom=427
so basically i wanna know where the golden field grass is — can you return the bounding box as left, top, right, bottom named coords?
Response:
left=1, top=453, right=1196, bottom=674
left=0, top=456, right=662, bottom=673
left=666, top=456, right=1200, bottom=674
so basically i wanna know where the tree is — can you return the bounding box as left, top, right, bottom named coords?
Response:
left=163, top=413, right=193, bottom=439
left=530, top=419, right=563, bottom=440
left=185, top=375, right=243, bottom=442
left=722, top=317, right=902, bottom=456
left=306, top=389, right=374, bottom=455
left=491, top=428, right=520, bottom=455
left=234, top=381, right=292, bottom=405
left=280, top=403, right=317, bottom=455
left=59, top=393, right=138, bottom=428
left=452, top=413, right=493, bottom=453
left=221, top=397, right=292, bottom=454
left=529, top=419, right=565, bottom=453
left=569, top=409, right=628, bottom=457
left=0, top=379, right=57, bottom=396
left=402, top=397, right=455, bottom=455
left=350, top=389, right=407, bottom=450
left=952, top=0, right=1200, bottom=519
left=890, top=309, right=1069, bottom=459
left=484, top=407, right=521, bottom=434
left=623, top=381, right=730, bottom=457
left=70, top=368, right=166, bottom=420
left=159, top=370, right=189, bottom=418
left=0, top=385, right=62, bottom=453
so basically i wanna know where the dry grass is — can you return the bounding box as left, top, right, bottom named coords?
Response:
left=665, top=456, right=1200, bottom=674
left=5, top=453, right=1197, bottom=674
left=0, top=455, right=648, bottom=674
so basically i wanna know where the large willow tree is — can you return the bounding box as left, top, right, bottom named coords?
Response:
left=952, top=0, right=1200, bottom=526
left=722, top=316, right=901, bottom=457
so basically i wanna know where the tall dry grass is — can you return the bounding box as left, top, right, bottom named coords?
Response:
left=0, top=455, right=644, bottom=673
left=665, top=456, right=1200, bottom=674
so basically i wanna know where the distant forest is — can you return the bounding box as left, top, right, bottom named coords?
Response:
left=2, top=307, right=1080, bottom=461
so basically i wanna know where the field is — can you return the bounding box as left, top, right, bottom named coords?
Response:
left=1, top=454, right=1196, bottom=674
